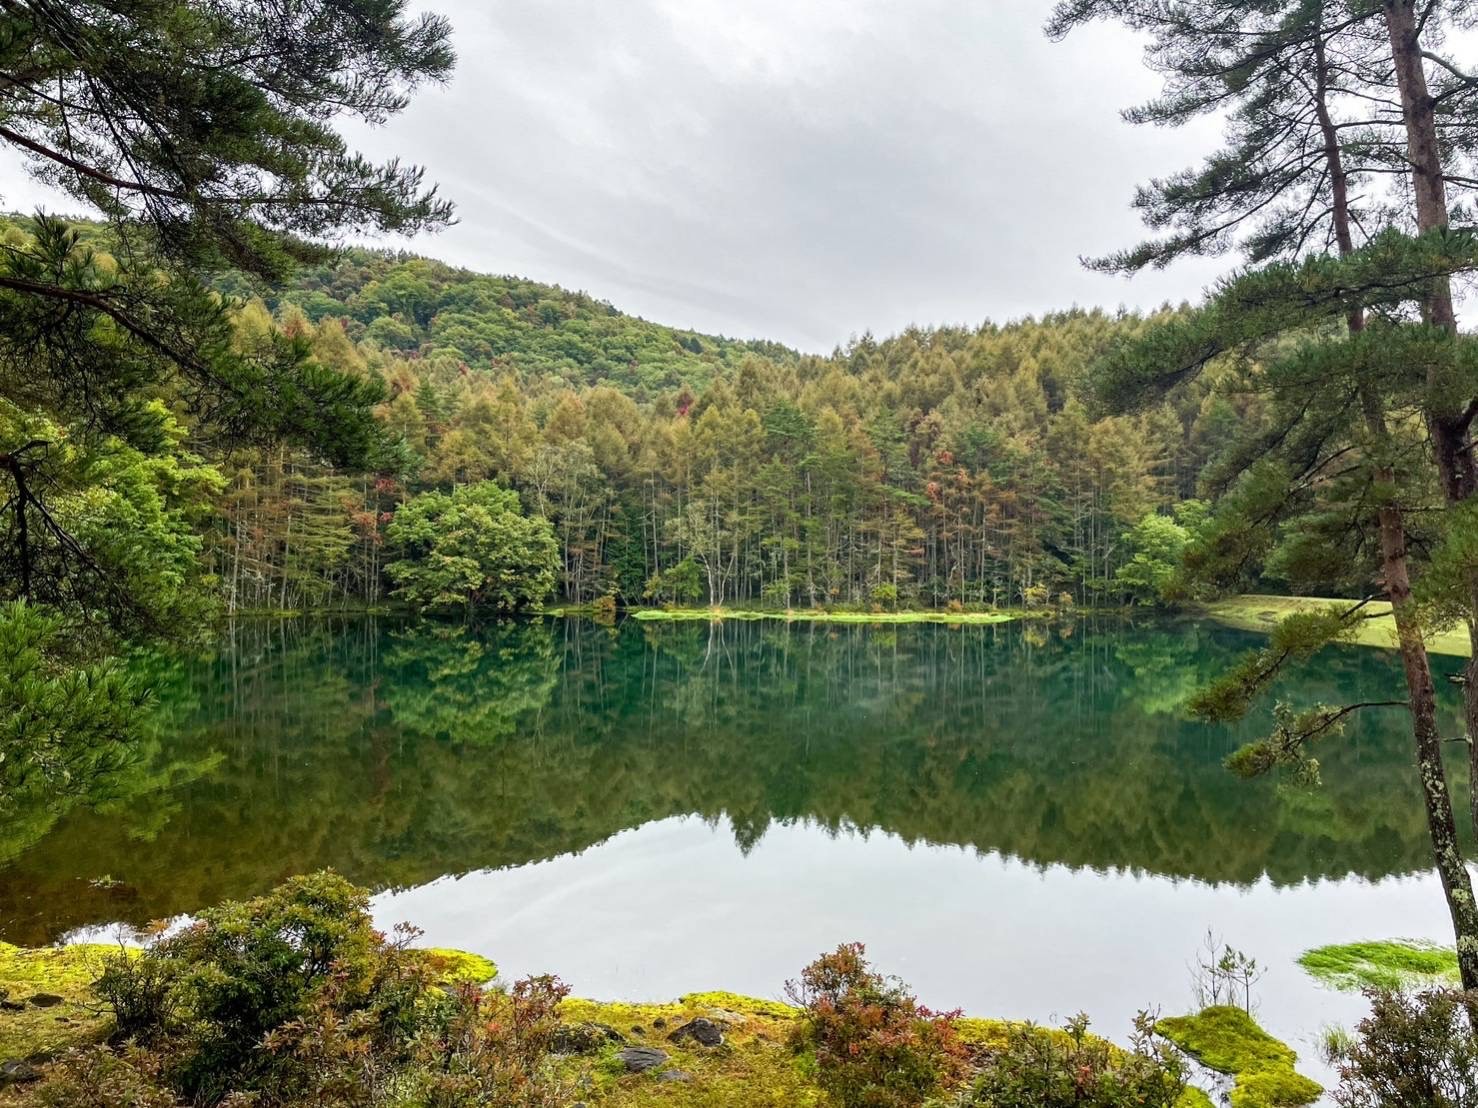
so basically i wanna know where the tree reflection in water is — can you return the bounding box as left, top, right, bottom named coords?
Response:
left=0, top=615, right=1463, bottom=944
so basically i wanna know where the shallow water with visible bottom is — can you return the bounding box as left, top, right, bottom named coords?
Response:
left=2, top=615, right=1469, bottom=1092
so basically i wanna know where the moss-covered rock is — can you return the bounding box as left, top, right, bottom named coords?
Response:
left=1298, top=939, right=1459, bottom=992
left=1157, top=1006, right=1319, bottom=1108
left=415, top=947, right=498, bottom=987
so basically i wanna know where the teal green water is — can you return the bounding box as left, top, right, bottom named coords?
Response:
left=0, top=615, right=1462, bottom=947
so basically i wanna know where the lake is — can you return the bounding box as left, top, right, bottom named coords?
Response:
left=1, top=615, right=1468, bottom=1088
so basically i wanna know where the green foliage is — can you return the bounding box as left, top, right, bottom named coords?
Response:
left=0, top=599, right=150, bottom=820
left=1299, top=940, right=1460, bottom=993
left=1115, top=510, right=1193, bottom=605
left=385, top=482, right=559, bottom=614
left=0, top=0, right=453, bottom=838
left=964, top=1012, right=1190, bottom=1108
left=1325, top=988, right=1478, bottom=1108
left=785, top=943, right=968, bottom=1107
left=95, top=872, right=425, bottom=1102
left=868, top=582, right=899, bottom=610
left=2, top=2, right=453, bottom=278
left=645, top=558, right=705, bottom=606
left=1157, top=1007, right=1320, bottom=1108
left=0, top=398, right=222, bottom=640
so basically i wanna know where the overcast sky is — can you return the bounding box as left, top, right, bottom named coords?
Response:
left=4, top=1, right=1236, bottom=352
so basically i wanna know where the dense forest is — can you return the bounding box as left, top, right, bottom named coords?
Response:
left=4, top=218, right=1234, bottom=614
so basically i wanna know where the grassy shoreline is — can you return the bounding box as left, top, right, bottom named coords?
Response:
left=622, top=606, right=1023, bottom=625
left=0, top=942, right=1249, bottom=1107
left=1205, top=594, right=1472, bottom=657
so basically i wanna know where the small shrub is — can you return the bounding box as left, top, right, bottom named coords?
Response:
left=761, top=580, right=792, bottom=609
left=1327, top=988, right=1478, bottom=1107
left=414, top=975, right=571, bottom=1107
left=786, top=942, right=967, bottom=1108
left=12, top=1046, right=176, bottom=1108
left=74, top=872, right=569, bottom=1108
left=869, top=583, right=899, bottom=611
left=591, top=593, right=617, bottom=624
left=100, top=872, right=429, bottom=1102
left=965, top=1012, right=1190, bottom=1108
left=96, top=948, right=178, bottom=1044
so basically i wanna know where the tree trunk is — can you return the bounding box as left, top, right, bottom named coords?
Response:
left=1379, top=0, right=1478, bottom=988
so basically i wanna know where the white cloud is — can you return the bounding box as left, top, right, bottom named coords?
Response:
left=3, top=1, right=1237, bottom=351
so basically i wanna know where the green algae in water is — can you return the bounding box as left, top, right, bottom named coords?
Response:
left=1157, top=1006, right=1320, bottom=1108
left=1298, top=939, right=1459, bottom=992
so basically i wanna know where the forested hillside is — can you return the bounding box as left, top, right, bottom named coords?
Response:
left=227, top=248, right=795, bottom=396
left=4, top=214, right=1238, bottom=612
left=204, top=243, right=1239, bottom=611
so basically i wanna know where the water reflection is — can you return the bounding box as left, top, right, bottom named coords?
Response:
left=0, top=615, right=1463, bottom=945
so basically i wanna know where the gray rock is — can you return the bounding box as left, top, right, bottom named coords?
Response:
left=667, top=1017, right=724, bottom=1047
left=0, top=1060, right=40, bottom=1086
left=617, top=1046, right=669, bottom=1073
left=26, top=994, right=63, bottom=1008
left=659, top=1069, right=692, bottom=1082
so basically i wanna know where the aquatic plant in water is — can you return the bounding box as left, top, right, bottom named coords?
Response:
left=1298, top=939, right=1460, bottom=992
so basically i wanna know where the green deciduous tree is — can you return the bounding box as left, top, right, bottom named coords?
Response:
left=1115, top=504, right=1203, bottom=605
left=385, top=482, right=559, bottom=615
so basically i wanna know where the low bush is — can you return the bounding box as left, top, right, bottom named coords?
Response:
left=1327, top=988, right=1478, bottom=1107
left=20, top=872, right=569, bottom=1108
left=786, top=942, right=968, bottom=1108
left=95, top=871, right=428, bottom=1103
left=413, top=975, right=570, bottom=1107
left=14, top=1046, right=177, bottom=1108
left=964, top=1012, right=1190, bottom=1108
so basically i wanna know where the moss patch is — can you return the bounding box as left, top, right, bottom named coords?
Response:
left=557, top=993, right=820, bottom=1106
left=0, top=942, right=117, bottom=1062
left=1158, top=1007, right=1319, bottom=1108
left=1206, top=595, right=1470, bottom=656
left=628, top=607, right=1018, bottom=626
left=415, top=947, right=498, bottom=987
left=1298, top=939, right=1459, bottom=992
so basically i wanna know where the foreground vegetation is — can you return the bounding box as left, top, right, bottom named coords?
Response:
left=0, top=874, right=1331, bottom=1108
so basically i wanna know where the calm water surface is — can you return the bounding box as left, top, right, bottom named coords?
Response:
left=1, top=615, right=1469, bottom=1087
